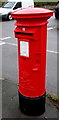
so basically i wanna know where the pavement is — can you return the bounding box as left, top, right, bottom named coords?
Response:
left=0, top=79, right=58, bottom=119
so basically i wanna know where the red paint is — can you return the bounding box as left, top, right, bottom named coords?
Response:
left=11, top=7, right=53, bottom=97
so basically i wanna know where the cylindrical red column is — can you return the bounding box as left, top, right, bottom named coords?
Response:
left=11, top=8, right=53, bottom=116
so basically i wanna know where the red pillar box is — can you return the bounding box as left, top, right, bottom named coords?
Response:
left=11, top=8, right=53, bottom=116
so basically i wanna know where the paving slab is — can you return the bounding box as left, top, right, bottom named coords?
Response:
left=1, top=79, right=59, bottom=119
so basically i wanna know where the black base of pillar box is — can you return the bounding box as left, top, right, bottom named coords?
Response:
left=18, top=92, right=46, bottom=116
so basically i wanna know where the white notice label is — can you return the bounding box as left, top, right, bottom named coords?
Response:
left=20, top=41, right=29, bottom=57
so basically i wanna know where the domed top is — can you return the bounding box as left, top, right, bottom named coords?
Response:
left=14, top=7, right=53, bottom=14
left=11, top=7, right=53, bottom=19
